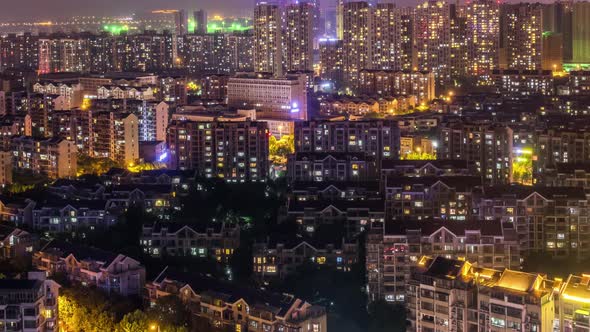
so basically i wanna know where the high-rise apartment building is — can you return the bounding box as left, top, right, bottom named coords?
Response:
left=92, top=112, right=139, bottom=164
left=358, top=70, right=436, bottom=102
left=367, top=221, right=519, bottom=302
left=542, top=31, right=563, bottom=71
left=121, top=31, right=176, bottom=72
left=543, top=1, right=572, bottom=62
left=227, top=32, right=255, bottom=73
left=254, top=4, right=282, bottom=75
left=342, top=1, right=372, bottom=90
left=0, top=33, right=38, bottom=71
left=466, top=0, right=500, bottom=83
left=194, top=9, right=208, bottom=34
left=11, top=136, right=77, bottom=178
left=398, top=7, right=415, bottom=71
left=438, top=123, right=513, bottom=185
left=184, top=33, right=229, bottom=74
left=371, top=3, right=400, bottom=71
left=450, top=4, right=468, bottom=79
left=87, top=32, right=116, bottom=73
left=407, top=256, right=557, bottom=332
left=501, top=3, right=543, bottom=70
left=38, top=37, right=90, bottom=74
left=572, top=2, right=590, bottom=64
left=415, top=0, right=451, bottom=85
left=294, top=119, right=400, bottom=163
left=284, top=2, right=315, bottom=72
left=175, top=10, right=188, bottom=36
left=166, top=120, right=269, bottom=181
left=319, top=38, right=344, bottom=86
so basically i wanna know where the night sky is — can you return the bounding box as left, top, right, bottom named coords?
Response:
left=0, top=0, right=253, bottom=21
left=0, top=0, right=552, bottom=21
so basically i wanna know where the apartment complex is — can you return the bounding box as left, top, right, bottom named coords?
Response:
left=367, top=221, right=519, bottom=303
left=358, top=70, right=436, bottom=103
left=166, top=120, right=269, bottom=181
left=91, top=112, right=139, bottom=164
left=438, top=123, right=513, bottom=185
left=407, top=256, right=556, bottom=332
left=293, top=119, right=400, bottom=162
left=478, top=185, right=590, bottom=259
left=11, top=136, right=77, bottom=178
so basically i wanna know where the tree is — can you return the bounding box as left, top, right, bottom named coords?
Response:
left=118, top=310, right=149, bottom=332
left=58, top=287, right=117, bottom=331
left=400, top=151, right=436, bottom=160
left=76, top=154, right=121, bottom=176
left=269, top=135, right=295, bottom=165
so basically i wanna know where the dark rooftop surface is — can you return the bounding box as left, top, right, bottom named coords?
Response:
left=423, top=256, right=464, bottom=280
left=483, top=185, right=587, bottom=200
left=384, top=219, right=510, bottom=237
left=41, top=240, right=119, bottom=267
left=0, top=279, right=42, bottom=290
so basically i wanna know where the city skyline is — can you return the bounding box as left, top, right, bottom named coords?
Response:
left=2, top=0, right=590, bottom=331
left=0, top=0, right=565, bottom=21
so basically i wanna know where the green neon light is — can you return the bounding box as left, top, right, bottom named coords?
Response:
left=205, top=19, right=252, bottom=34
left=188, top=18, right=196, bottom=33
left=103, top=24, right=129, bottom=35
left=563, top=63, right=590, bottom=72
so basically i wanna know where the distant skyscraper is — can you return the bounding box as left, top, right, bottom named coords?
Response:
left=38, top=37, right=90, bottom=74
left=542, top=32, right=563, bottom=71
left=254, top=3, right=282, bottom=75
left=284, top=2, right=315, bottom=72
left=194, top=10, right=208, bottom=34
left=323, top=0, right=338, bottom=37
left=175, top=10, right=188, bottom=36
left=466, top=0, right=500, bottom=83
left=501, top=3, right=543, bottom=70
left=319, top=38, right=344, bottom=86
left=0, top=33, right=38, bottom=71
left=572, top=2, right=590, bottom=64
left=342, top=1, right=372, bottom=90
left=415, top=0, right=451, bottom=85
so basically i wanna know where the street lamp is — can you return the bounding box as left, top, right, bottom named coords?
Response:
left=150, top=324, right=160, bottom=332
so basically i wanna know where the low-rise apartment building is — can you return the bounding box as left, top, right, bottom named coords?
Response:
left=146, top=267, right=327, bottom=332
left=477, top=185, right=590, bottom=260
left=140, top=222, right=240, bottom=263
left=384, top=176, right=482, bottom=221
left=33, top=240, right=145, bottom=296
left=252, top=238, right=358, bottom=279
left=0, top=276, right=60, bottom=332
